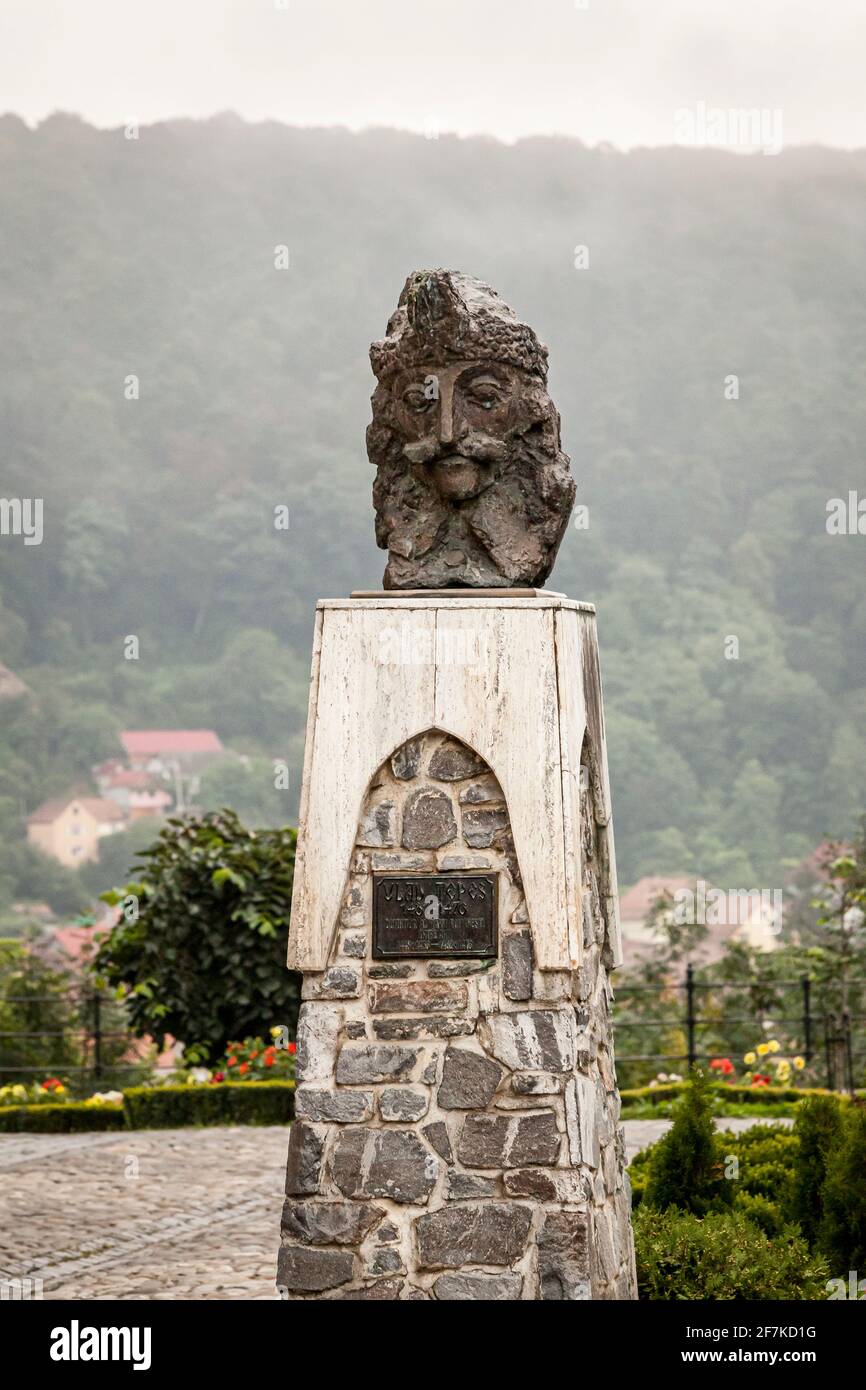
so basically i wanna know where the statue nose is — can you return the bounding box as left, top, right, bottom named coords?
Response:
left=438, top=402, right=455, bottom=448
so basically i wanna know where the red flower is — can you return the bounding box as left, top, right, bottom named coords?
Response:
left=264, top=1055, right=274, bottom=1068
left=751, top=1074, right=771, bottom=1087
left=41, top=1077, right=62, bottom=1091
left=227, top=1056, right=237, bottom=1067
left=288, top=1042, right=297, bottom=1055
left=709, top=1058, right=734, bottom=1075
left=239, top=1062, right=249, bottom=1075
left=249, top=1050, right=259, bottom=1061
left=211, top=1072, right=225, bottom=1083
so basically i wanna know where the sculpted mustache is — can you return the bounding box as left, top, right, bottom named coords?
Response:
left=402, top=432, right=509, bottom=467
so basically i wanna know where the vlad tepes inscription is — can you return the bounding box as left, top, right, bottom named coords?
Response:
left=367, top=269, right=576, bottom=589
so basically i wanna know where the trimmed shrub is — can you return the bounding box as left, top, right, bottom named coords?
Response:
left=820, top=1104, right=866, bottom=1272
left=122, top=1081, right=295, bottom=1128
left=644, top=1067, right=731, bottom=1215
left=789, top=1094, right=843, bottom=1246
left=621, top=1081, right=849, bottom=1110
left=0, top=1103, right=124, bottom=1133
left=634, top=1207, right=829, bottom=1300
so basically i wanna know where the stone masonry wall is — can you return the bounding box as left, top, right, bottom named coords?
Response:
left=278, top=730, right=637, bottom=1300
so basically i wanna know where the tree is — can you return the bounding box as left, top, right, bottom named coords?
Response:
left=644, top=1067, right=731, bottom=1216
left=789, top=1095, right=844, bottom=1247
left=93, top=810, right=300, bottom=1061
left=0, top=940, right=83, bottom=1083
left=820, top=1105, right=866, bottom=1272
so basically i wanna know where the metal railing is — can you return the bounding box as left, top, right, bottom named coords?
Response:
left=0, top=989, right=144, bottom=1088
left=613, top=967, right=861, bottom=1093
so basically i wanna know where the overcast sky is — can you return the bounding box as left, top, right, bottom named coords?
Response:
left=1, top=0, right=864, bottom=149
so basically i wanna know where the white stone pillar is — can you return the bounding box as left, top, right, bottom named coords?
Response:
left=280, top=593, right=637, bottom=1300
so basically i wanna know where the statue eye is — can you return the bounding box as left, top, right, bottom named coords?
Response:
left=402, top=387, right=432, bottom=413
left=467, top=381, right=504, bottom=409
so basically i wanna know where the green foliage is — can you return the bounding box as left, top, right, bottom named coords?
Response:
left=93, top=810, right=300, bottom=1062
left=644, top=1068, right=731, bottom=1215
left=789, top=1095, right=844, bottom=1245
left=633, top=1207, right=829, bottom=1300
left=122, top=1081, right=295, bottom=1129
left=819, top=1104, right=866, bottom=1273
left=0, top=1102, right=125, bottom=1133
left=732, top=1192, right=785, bottom=1238
left=0, top=941, right=83, bottom=1082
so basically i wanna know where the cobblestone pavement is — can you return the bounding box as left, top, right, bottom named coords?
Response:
left=0, top=1117, right=789, bottom=1300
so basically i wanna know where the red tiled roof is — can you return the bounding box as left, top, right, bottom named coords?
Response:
left=120, top=730, right=223, bottom=756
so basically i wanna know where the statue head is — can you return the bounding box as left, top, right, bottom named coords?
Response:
left=367, top=270, right=576, bottom=589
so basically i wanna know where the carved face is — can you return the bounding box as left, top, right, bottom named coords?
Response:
left=393, top=362, right=518, bottom=503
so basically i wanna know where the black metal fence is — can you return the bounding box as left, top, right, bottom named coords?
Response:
left=614, top=967, right=861, bottom=1092
left=0, top=989, right=145, bottom=1091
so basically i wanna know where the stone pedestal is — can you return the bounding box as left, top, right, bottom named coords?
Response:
left=279, top=593, right=637, bottom=1300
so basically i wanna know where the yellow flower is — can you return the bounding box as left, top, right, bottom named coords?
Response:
left=743, top=1051, right=757, bottom=1065
left=269, top=1026, right=282, bottom=1039
left=793, top=1056, right=806, bottom=1070
left=54, top=1084, right=67, bottom=1095
left=767, top=1040, right=780, bottom=1053
left=757, top=1043, right=770, bottom=1056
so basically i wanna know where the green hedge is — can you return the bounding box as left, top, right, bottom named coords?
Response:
left=621, top=1081, right=848, bottom=1108
left=0, top=1081, right=296, bottom=1131
left=0, top=1103, right=125, bottom=1133
left=122, top=1081, right=295, bottom=1129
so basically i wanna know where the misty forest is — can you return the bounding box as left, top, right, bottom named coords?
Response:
left=1, top=113, right=865, bottom=911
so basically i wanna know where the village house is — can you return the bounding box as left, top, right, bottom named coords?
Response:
left=26, top=795, right=126, bottom=867
left=118, top=730, right=225, bottom=810
left=618, top=873, right=780, bottom=968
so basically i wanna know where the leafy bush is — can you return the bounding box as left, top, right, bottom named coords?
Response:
left=644, top=1067, right=731, bottom=1215
left=0, top=1102, right=124, bottom=1133
left=122, top=1081, right=295, bottom=1128
left=733, top=1192, right=785, bottom=1237
left=634, top=1207, right=829, bottom=1300
left=820, top=1104, right=866, bottom=1272
left=789, top=1095, right=844, bottom=1246
left=94, top=811, right=300, bottom=1061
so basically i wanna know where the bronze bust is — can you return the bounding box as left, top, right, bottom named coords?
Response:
left=367, top=269, right=576, bottom=589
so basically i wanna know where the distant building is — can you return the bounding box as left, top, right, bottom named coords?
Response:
left=618, top=873, right=780, bottom=969
left=94, top=767, right=159, bottom=811
left=26, top=795, right=126, bottom=867
left=128, top=789, right=172, bottom=820
left=619, top=876, right=695, bottom=949
left=0, top=661, right=29, bottom=701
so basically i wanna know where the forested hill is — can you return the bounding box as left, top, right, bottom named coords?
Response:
left=1, top=112, right=865, bottom=889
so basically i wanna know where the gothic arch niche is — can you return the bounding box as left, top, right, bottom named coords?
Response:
left=287, top=716, right=637, bottom=1300
left=331, top=727, right=528, bottom=970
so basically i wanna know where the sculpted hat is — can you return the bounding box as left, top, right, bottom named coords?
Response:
left=370, top=269, right=549, bottom=384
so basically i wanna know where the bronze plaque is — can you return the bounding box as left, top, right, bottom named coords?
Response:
left=372, top=873, right=498, bottom=959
